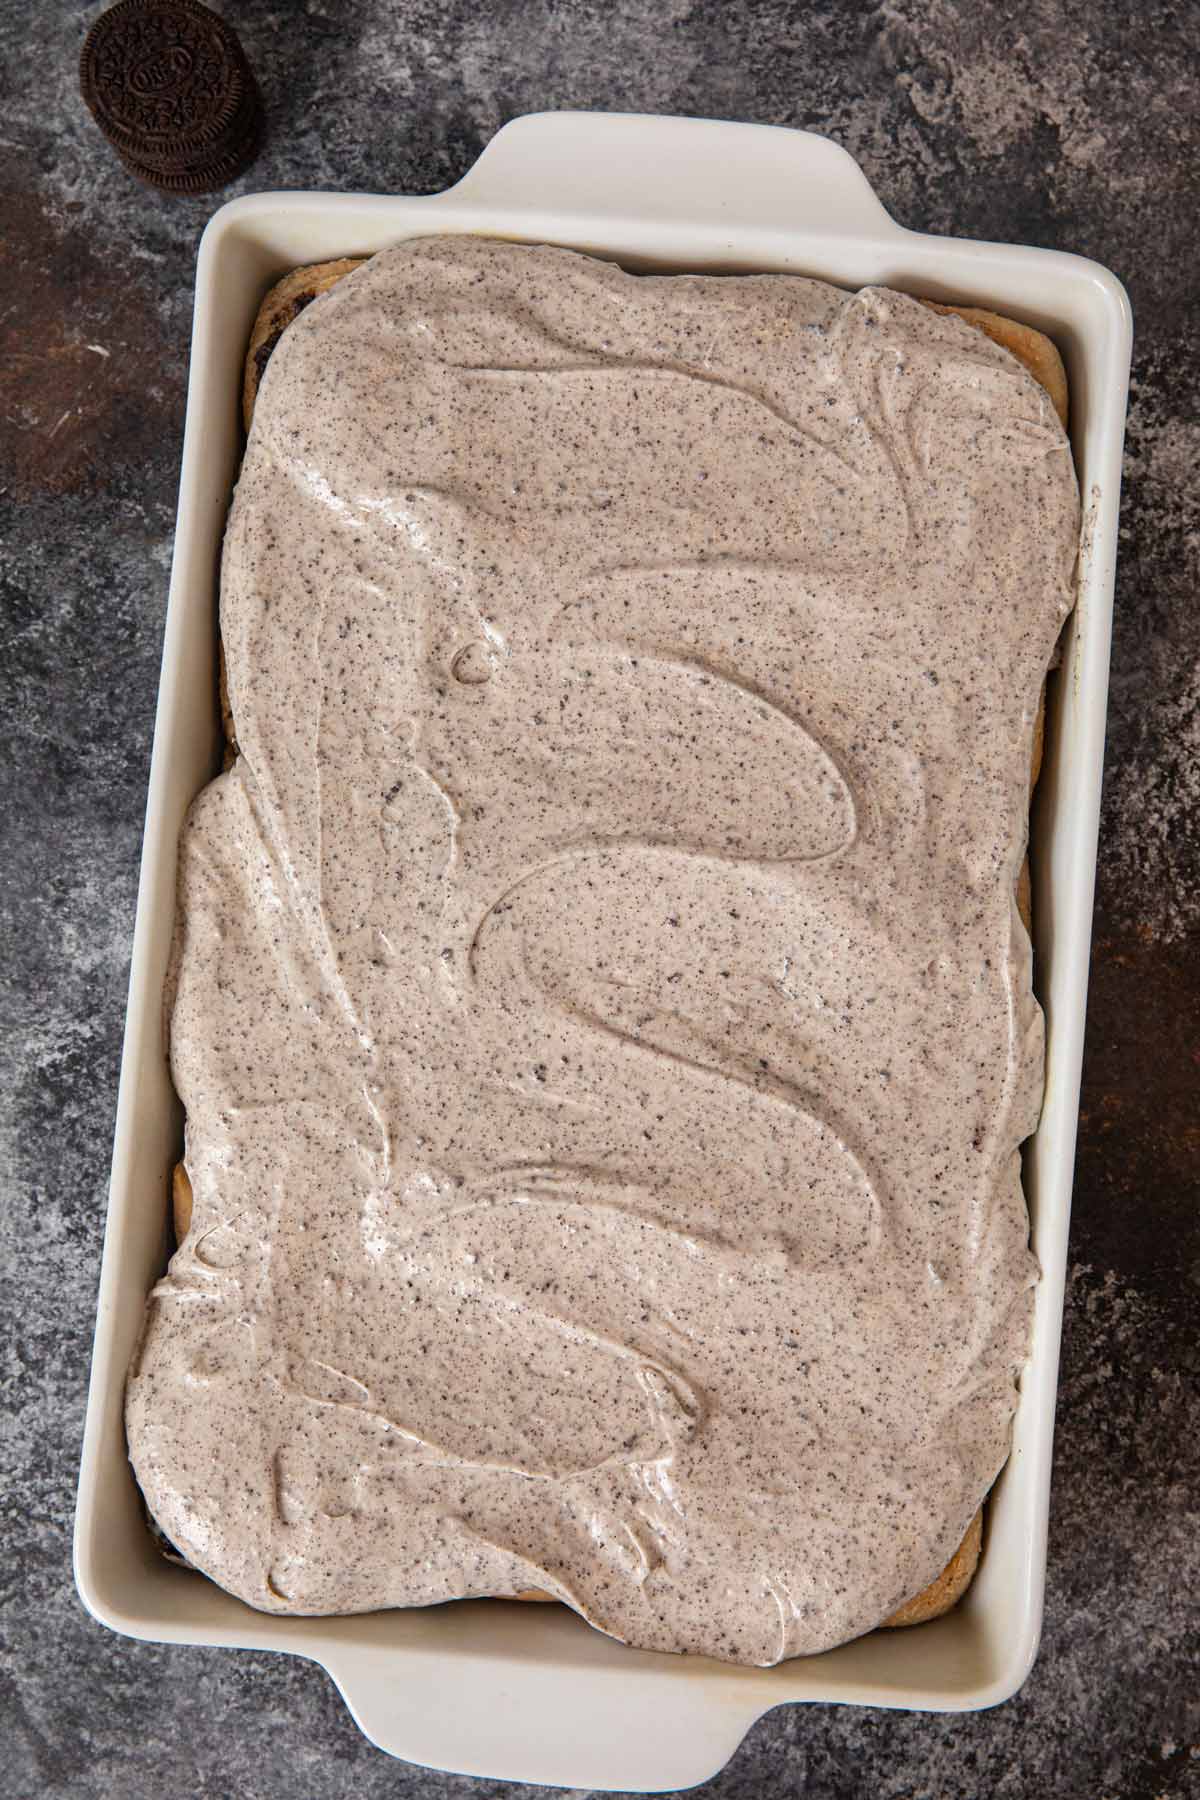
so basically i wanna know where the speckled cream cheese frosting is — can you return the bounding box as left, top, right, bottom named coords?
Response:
left=126, top=236, right=1079, bottom=1665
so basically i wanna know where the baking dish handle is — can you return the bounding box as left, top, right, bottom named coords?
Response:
left=444, top=109, right=901, bottom=240
left=325, top=1631, right=765, bottom=1791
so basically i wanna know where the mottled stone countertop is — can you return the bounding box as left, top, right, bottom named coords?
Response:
left=2, top=2, right=1196, bottom=1796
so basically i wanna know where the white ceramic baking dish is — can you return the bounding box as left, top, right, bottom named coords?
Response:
left=75, top=110, right=1131, bottom=1791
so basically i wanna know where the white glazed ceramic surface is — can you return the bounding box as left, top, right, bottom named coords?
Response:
left=74, top=111, right=1131, bottom=1792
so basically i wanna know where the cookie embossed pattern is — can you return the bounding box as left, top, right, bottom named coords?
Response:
left=74, top=113, right=1132, bottom=1789
left=79, top=0, right=263, bottom=192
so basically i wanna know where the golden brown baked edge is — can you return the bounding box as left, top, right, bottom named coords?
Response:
left=173, top=255, right=1071, bottom=1634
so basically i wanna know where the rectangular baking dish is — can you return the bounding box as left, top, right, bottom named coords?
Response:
left=75, top=110, right=1131, bottom=1792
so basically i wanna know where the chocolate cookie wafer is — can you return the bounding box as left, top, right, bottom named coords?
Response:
left=80, top=0, right=263, bottom=193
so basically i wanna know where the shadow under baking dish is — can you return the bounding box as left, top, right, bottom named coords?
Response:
left=74, top=110, right=1131, bottom=1792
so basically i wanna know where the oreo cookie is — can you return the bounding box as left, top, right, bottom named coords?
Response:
left=117, top=96, right=263, bottom=192
left=80, top=0, right=263, bottom=193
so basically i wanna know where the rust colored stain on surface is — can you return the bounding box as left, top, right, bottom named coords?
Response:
left=0, top=169, right=183, bottom=500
